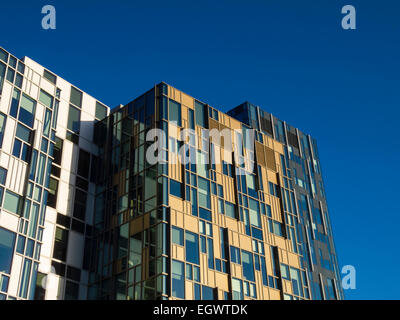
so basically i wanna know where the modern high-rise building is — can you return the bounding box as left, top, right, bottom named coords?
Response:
left=0, top=46, right=343, bottom=300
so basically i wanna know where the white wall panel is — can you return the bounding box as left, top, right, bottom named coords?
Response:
left=0, top=152, right=9, bottom=168
left=0, top=210, right=19, bottom=231
left=8, top=254, right=23, bottom=297
left=40, top=78, right=55, bottom=96
left=3, top=117, right=15, bottom=155
left=0, top=81, right=12, bottom=114
left=29, top=82, right=39, bottom=100
left=57, top=100, right=69, bottom=130
left=41, top=221, right=55, bottom=258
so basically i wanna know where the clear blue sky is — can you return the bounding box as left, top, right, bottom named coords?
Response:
left=1, top=0, right=399, bottom=299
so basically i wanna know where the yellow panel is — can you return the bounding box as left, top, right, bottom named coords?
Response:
left=239, top=234, right=252, bottom=251
left=287, top=252, right=300, bottom=269
left=184, top=214, right=198, bottom=233
left=169, top=196, right=184, bottom=212
left=230, top=117, right=241, bottom=130
left=170, top=210, right=177, bottom=227
left=201, top=254, right=208, bottom=285
left=267, top=169, right=277, bottom=184
left=225, top=217, right=238, bottom=233
left=234, top=264, right=242, bottom=279
left=284, top=280, right=293, bottom=295
left=185, top=281, right=193, bottom=300
left=274, top=236, right=287, bottom=252
left=143, top=213, right=150, bottom=230
left=171, top=244, right=178, bottom=260
left=262, top=286, right=270, bottom=300
left=215, top=273, right=229, bottom=291
left=269, top=288, right=281, bottom=300
left=265, top=146, right=277, bottom=172
left=181, top=93, right=194, bottom=109
left=207, top=270, right=215, bottom=287
left=169, top=123, right=179, bottom=139
left=176, top=245, right=185, bottom=260
left=273, top=140, right=284, bottom=154
left=213, top=225, right=221, bottom=259
left=129, top=216, right=143, bottom=236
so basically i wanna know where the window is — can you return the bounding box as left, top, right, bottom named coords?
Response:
left=67, top=266, right=81, bottom=282
left=0, top=227, right=16, bottom=274
left=171, top=260, right=185, bottom=299
left=269, top=220, right=284, bottom=237
left=43, top=69, right=57, bottom=84
left=241, top=250, right=255, bottom=282
left=170, top=179, right=183, bottom=198
left=39, top=90, right=53, bottom=109
left=195, top=101, right=208, bottom=128
left=16, top=123, right=32, bottom=143
left=47, top=177, right=58, bottom=208
left=65, top=281, right=79, bottom=300
left=185, top=231, right=199, bottom=265
left=43, top=109, right=51, bottom=138
left=249, top=198, right=261, bottom=228
left=3, top=190, right=21, bottom=214
left=0, top=49, right=7, bottom=63
left=53, top=227, right=68, bottom=261
left=230, top=246, right=241, bottom=264
left=12, top=138, right=30, bottom=162
left=269, top=182, right=280, bottom=197
left=201, top=285, right=214, bottom=300
left=34, top=272, right=46, bottom=300
left=196, top=151, right=208, bottom=178
left=10, top=88, right=20, bottom=117
left=6, top=68, right=14, bottom=83
left=53, top=137, right=63, bottom=165
left=95, top=102, right=107, bottom=120
left=188, top=108, right=194, bottom=130
left=0, top=113, right=5, bottom=149
left=280, top=264, right=290, bottom=280
left=172, top=226, right=184, bottom=246
left=0, top=62, right=6, bottom=91
left=77, top=149, right=90, bottom=179
left=67, top=105, right=81, bottom=133
left=198, top=177, right=210, bottom=209
left=70, top=87, right=82, bottom=108
left=326, top=278, right=336, bottom=300
left=19, top=94, right=36, bottom=128
left=246, top=174, right=256, bottom=191
left=266, top=204, right=272, bottom=217
left=73, top=189, right=87, bottom=220
left=222, top=161, right=233, bottom=177
left=232, top=278, right=243, bottom=300
left=225, top=201, right=236, bottom=219
left=218, top=199, right=224, bottom=214
left=19, top=258, right=33, bottom=298
left=290, top=267, right=302, bottom=297
left=0, top=167, right=6, bottom=185
left=169, top=99, right=181, bottom=126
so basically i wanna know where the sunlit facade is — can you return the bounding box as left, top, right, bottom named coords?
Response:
left=87, top=83, right=343, bottom=300
left=0, top=46, right=342, bottom=300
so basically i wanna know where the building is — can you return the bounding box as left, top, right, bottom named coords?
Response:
left=0, top=46, right=109, bottom=300
left=0, top=46, right=343, bottom=300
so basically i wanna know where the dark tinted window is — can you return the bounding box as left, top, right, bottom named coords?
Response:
left=70, top=87, right=82, bottom=108
left=43, top=70, right=56, bottom=84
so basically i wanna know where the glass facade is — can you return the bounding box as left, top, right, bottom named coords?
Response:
left=85, top=83, right=342, bottom=300
left=0, top=45, right=342, bottom=300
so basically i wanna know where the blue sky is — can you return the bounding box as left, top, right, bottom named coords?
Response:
left=1, top=0, right=399, bottom=299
